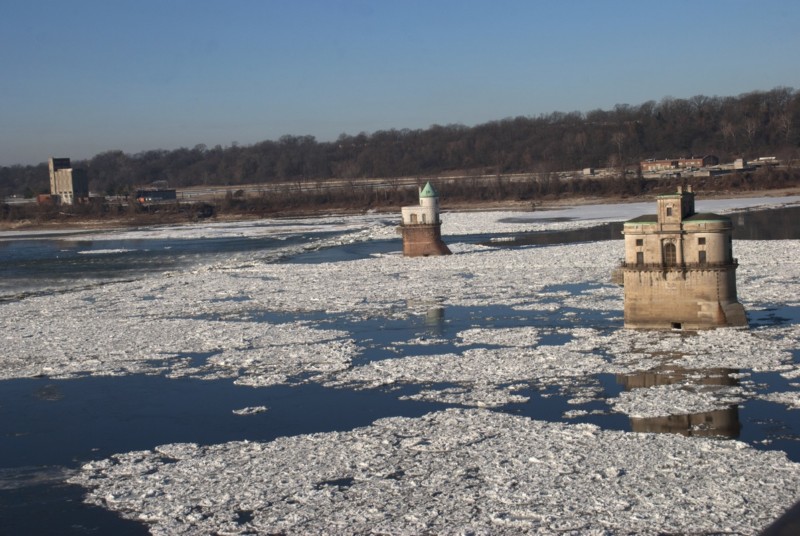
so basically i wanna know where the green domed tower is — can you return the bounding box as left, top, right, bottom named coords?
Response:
left=399, top=182, right=451, bottom=257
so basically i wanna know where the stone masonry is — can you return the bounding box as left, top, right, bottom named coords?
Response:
left=621, top=185, right=747, bottom=330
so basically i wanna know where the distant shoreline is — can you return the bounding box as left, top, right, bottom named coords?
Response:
left=3, top=186, right=800, bottom=233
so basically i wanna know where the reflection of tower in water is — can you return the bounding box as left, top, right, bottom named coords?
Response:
left=406, top=299, right=446, bottom=336
left=425, top=305, right=444, bottom=335
left=617, top=366, right=741, bottom=438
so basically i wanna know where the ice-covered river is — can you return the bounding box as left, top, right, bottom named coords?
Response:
left=1, top=196, right=800, bottom=534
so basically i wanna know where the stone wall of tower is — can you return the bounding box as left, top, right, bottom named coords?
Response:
left=401, top=204, right=438, bottom=226
left=401, top=224, right=451, bottom=257
left=624, top=222, right=733, bottom=267
left=622, top=266, right=745, bottom=329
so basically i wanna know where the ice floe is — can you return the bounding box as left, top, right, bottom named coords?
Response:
left=70, top=408, right=800, bottom=535
left=3, top=204, right=798, bottom=533
left=760, top=392, right=800, bottom=409
left=609, top=383, right=747, bottom=419
left=441, top=194, right=800, bottom=235
left=0, top=305, right=356, bottom=384
left=231, top=406, right=268, bottom=416
left=1, top=229, right=798, bottom=419
left=76, top=248, right=134, bottom=255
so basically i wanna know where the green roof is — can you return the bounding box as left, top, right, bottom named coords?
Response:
left=419, top=182, right=437, bottom=198
left=624, top=212, right=730, bottom=225
left=624, top=215, right=658, bottom=224
left=684, top=213, right=730, bottom=222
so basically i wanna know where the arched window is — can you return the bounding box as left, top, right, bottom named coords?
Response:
left=663, top=242, right=677, bottom=266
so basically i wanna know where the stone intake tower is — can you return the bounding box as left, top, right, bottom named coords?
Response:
left=621, top=185, right=747, bottom=330
left=400, top=182, right=451, bottom=257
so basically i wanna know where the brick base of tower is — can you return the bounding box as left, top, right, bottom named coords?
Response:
left=622, top=264, right=747, bottom=330
left=401, top=224, right=451, bottom=257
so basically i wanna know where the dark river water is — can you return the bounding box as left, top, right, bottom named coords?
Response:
left=1, top=206, right=799, bottom=534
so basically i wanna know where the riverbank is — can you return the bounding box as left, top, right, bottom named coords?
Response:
left=3, top=185, right=800, bottom=233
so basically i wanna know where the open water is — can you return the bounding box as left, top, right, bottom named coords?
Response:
left=1, top=206, right=799, bottom=534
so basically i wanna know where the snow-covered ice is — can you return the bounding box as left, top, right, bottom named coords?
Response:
left=610, top=383, right=747, bottom=419
left=442, top=194, right=800, bottom=235
left=231, top=406, right=268, bottom=416
left=70, top=408, right=800, bottom=535
left=1, top=216, right=798, bottom=408
left=3, top=199, right=799, bottom=533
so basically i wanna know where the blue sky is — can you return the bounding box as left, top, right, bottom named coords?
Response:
left=1, top=0, right=798, bottom=166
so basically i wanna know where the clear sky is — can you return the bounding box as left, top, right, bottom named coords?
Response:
left=1, top=0, right=798, bottom=166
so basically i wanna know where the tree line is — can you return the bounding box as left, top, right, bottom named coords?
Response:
left=2, top=87, right=799, bottom=198
left=5, top=165, right=799, bottom=226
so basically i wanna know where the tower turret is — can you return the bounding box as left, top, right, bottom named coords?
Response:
left=399, top=182, right=451, bottom=257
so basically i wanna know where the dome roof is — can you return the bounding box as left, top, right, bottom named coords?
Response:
left=419, top=182, right=438, bottom=198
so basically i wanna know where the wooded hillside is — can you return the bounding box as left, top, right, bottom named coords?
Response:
left=2, top=87, right=798, bottom=198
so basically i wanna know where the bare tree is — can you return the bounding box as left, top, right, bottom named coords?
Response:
left=611, top=132, right=627, bottom=176
left=721, top=120, right=737, bottom=151
left=744, top=117, right=759, bottom=149
left=777, top=111, right=793, bottom=142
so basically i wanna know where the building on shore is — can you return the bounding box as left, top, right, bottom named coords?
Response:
left=399, top=182, right=451, bottom=257
left=620, top=185, right=747, bottom=330
left=640, top=156, right=719, bottom=173
left=48, top=157, right=89, bottom=205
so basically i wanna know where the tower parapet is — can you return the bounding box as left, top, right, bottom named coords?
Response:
left=400, top=182, right=451, bottom=257
left=620, top=185, right=746, bottom=329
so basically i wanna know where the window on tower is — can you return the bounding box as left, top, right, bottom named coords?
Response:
left=663, top=243, right=677, bottom=266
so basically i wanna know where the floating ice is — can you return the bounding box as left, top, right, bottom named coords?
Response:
left=441, top=195, right=800, bottom=235
left=76, top=248, right=134, bottom=255
left=610, top=384, right=747, bottom=419
left=399, top=383, right=530, bottom=407
left=1, top=232, right=797, bottom=418
left=70, top=408, right=800, bottom=535
left=231, top=406, right=268, bottom=416
left=456, top=326, right=540, bottom=347
left=760, top=392, right=800, bottom=409
left=0, top=305, right=356, bottom=384
left=3, top=206, right=798, bottom=533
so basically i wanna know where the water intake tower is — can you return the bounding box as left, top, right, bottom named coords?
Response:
left=620, top=185, right=747, bottom=330
left=400, top=182, right=451, bottom=257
